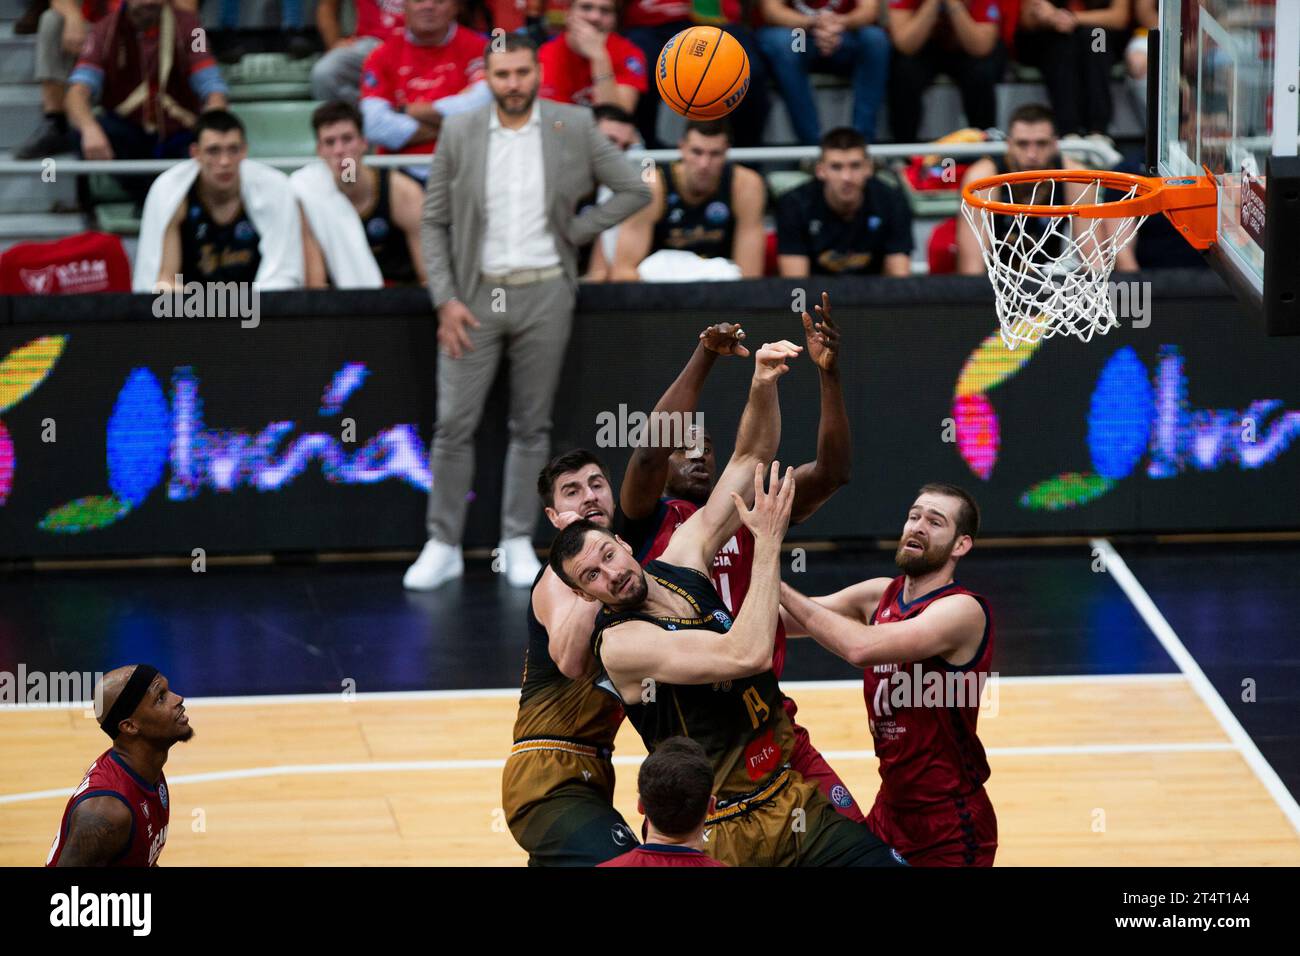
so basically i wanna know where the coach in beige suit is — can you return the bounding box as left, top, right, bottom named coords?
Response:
left=406, top=32, right=651, bottom=591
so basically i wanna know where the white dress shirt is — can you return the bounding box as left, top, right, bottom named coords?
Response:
left=480, top=103, right=561, bottom=274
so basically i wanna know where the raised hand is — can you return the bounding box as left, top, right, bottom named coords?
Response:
left=801, top=292, right=841, bottom=372
left=700, top=322, right=750, bottom=357
left=730, top=460, right=796, bottom=544
left=753, top=340, right=802, bottom=384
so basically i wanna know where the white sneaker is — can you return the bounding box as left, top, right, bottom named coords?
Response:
left=403, top=538, right=463, bottom=591
left=499, top=536, right=542, bottom=588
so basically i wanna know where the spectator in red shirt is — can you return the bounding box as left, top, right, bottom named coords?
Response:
left=64, top=0, right=227, bottom=202
left=537, top=0, right=647, bottom=113
left=1015, top=0, right=1131, bottom=138
left=758, top=0, right=891, bottom=144
left=886, top=0, right=1006, bottom=143
left=359, top=0, right=491, bottom=174
left=312, top=0, right=407, bottom=103
left=598, top=737, right=728, bottom=867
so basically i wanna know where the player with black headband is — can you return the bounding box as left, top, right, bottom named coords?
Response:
left=46, top=664, right=193, bottom=867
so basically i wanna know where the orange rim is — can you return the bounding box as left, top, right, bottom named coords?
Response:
left=960, top=168, right=1220, bottom=250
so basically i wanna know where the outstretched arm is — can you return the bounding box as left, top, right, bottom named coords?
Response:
left=620, top=322, right=750, bottom=521
left=54, top=796, right=132, bottom=867
left=781, top=581, right=986, bottom=667
left=601, top=462, right=795, bottom=696
left=779, top=577, right=892, bottom=636
left=661, top=341, right=802, bottom=572
left=789, top=293, right=851, bottom=524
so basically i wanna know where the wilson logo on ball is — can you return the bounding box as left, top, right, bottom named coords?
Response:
left=724, top=78, right=750, bottom=110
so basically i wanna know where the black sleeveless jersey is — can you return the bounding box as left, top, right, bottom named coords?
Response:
left=180, top=181, right=261, bottom=284
left=512, top=565, right=624, bottom=746
left=652, top=163, right=736, bottom=261
left=591, top=559, right=796, bottom=800
left=361, top=170, right=417, bottom=285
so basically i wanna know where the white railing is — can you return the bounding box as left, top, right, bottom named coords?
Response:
left=0, top=138, right=1127, bottom=176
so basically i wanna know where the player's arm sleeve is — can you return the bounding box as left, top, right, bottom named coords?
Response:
left=54, top=795, right=133, bottom=867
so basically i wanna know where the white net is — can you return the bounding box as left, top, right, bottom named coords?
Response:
left=960, top=177, right=1148, bottom=350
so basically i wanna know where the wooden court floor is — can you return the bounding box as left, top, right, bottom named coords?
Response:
left=3, top=675, right=1299, bottom=866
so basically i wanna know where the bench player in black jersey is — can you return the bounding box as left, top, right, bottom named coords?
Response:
left=550, top=343, right=905, bottom=866
left=301, top=101, right=426, bottom=288
left=156, top=111, right=264, bottom=288
left=501, top=323, right=750, bottom=865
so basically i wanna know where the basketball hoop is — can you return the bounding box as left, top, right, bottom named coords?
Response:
left=960, top=170, right=1218, bottom=349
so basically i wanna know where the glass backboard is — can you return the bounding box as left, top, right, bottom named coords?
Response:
left=1156, top=0, right=1299, bottom=330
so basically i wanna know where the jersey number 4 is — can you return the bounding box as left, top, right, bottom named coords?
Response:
left=743, top=686, right=770, bottom=730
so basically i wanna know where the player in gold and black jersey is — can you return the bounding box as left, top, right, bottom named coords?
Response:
left=502, top=451, right=635, bottom=865
left=502, top=322, right=751, bottom=865
left=550, top=342, right=905, bottom=866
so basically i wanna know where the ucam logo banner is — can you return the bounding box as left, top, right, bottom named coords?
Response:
left=952, top=331, right=1300, bottom=511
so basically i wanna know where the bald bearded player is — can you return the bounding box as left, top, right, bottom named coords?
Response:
left=47, top=664, right=193, bottom=867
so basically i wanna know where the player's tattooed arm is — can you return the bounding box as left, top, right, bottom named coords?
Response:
left=781, top=582, right=985, bottom=667
left=55, top=796, right=132, bottom=867
left=789, top=293, right=851, bottom=524
left=619, top=322, right=749, bottom=520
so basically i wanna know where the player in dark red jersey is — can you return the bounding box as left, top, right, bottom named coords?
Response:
left=47, top=664, right=193, bottom=867
left=620, top=292, right=865, bottom=823
left=599, top=737, right=727, bottom=867
left=780, top=483, right=997, bottom=866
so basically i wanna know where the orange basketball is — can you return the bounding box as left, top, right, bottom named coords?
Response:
left=656, top=26, right=750, bottom=121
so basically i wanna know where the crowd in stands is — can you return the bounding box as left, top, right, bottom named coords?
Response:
left=6, top=0, right=1193, bottom=287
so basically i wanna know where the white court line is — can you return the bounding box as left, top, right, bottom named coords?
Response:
left=0, top=741, right=1239, bottom=806
left=1093, top=537, right=1300, bottom=838
left=0, top=672, right=1187, bottom=712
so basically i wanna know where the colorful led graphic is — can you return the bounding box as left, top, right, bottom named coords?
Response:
left=40, top=362, right=432, bottom=534
left=951, top=331, right=1044, bottom=480
left=0, top=336, right=69, bottom=505
left=952, top=332, right=1300, bottom=510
